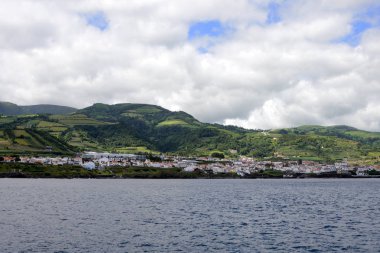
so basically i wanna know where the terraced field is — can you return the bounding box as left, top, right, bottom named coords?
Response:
left=63, top=130, right=99, bottom=150
left=0, top=116, right=15, bottom=124
left=133, top=106, right=163, bottom=113
left=157, top=119, right=189, bottom=127
left=35, top=121, right=68, bottom=138
left=49, top=114, right=112, bottom=126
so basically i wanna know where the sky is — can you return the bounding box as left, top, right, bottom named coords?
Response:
left=1, top=0, right=380, bottom=131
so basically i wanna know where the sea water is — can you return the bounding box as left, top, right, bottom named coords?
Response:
left=1, top=179, right=379, bottom=252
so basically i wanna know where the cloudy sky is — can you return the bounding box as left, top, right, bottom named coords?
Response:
left=1, top=0, right=380, bottom=130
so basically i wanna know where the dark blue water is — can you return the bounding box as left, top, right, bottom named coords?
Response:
left=0, top=179, right=379, bottom=253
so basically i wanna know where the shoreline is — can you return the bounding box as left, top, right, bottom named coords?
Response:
left=1, top=163, right=379, bottom=179
left=1, top=173, right=379, bottom=179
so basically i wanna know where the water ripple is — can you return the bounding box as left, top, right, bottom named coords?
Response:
left=0, top=179, right=379, bottom=252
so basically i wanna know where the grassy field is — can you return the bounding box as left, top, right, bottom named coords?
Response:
left=14, top=138, right=29, bottom=146
left=217, top=128, right=240, bottom=137
left=115, top=146, right=159, bottom=154
left=37, top=121, right=65, bottom=128
left=0, top=138, right=10, bottom=146
left=0, top=116, right=15, bottom=124
left=35, top=121, right=68, bottom=138
left=345, top=130, right=380, bottom=138
left=0, top=125, right=76, bottom=154
left=157, top=119, right=189, bottom=127
left=275, top=135, right=361, bottom=161
left=64, top=130, right=99, bottom=150
left=133, top=106, right=163, bottom=113
left=121, top=112, right=143, bottom=119
left=49, top=114, right=111, bottom=126
left=13, top=130, right=30, bottom=138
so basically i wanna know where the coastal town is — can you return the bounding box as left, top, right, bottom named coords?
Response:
left=1, top=151, right=379, bottom=178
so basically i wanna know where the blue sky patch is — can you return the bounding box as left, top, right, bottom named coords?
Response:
left=340, top=21, right=372, bottom=46
left=197, top=47, right=209, bottom=54
left=266, top=2, right=281, bottom=24
left=188, top=20, right=225, bottom=40
left=338, top=5, right=380, bottom=46
left=360, top=5, right=380, bottom=21
left=84, top=11, right=109, bottom=31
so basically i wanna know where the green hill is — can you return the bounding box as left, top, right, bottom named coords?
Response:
left=0, top=102, right=77, bottom=116
left=0, top=103, right=379, bottom=165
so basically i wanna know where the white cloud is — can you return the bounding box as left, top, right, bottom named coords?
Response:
left=0, top=0, right=379, bottom=131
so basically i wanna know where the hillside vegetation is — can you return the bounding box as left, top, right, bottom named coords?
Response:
left=0, top=101, right=77, bottom=116
left=0, top=103, right=379, bottom=164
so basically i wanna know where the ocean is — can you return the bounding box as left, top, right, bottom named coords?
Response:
left=1, top=178, right=379, bottom=252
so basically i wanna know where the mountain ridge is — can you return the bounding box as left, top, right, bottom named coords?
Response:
left=0, top=101, right=77, bottom=116
left=0, top=102, right=379, bottom=164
